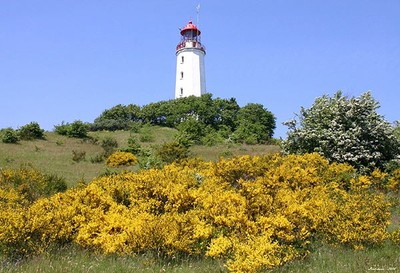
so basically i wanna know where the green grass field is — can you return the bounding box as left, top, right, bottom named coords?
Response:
left=1, top=128, right=399, bottom=273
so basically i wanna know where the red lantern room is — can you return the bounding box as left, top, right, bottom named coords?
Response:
left=176, top=20, right=205, bottom=53
left=180, top=20, right=201, bottom=37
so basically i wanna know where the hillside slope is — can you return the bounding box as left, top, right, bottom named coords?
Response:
left=0, top=127, right=280, bottom=186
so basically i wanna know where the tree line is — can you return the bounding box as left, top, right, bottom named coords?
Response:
left=90, top=93, right=276, bottom=145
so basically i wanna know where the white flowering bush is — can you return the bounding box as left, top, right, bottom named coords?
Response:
left=394, top=121, right=400, bottom=141
left=282, top=91, right=400, bottom=170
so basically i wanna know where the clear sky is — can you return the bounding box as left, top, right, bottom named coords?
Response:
left=1, top=0, right=399, bottom=138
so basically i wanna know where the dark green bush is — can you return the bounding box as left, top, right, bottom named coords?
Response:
left=72, top=150, right=86, bottom=162
left=129, top=121, right=142, bottom=133
left=137, top=148, right=163, bottom=170
left=1, top=128, right=19, bottom=143
left=91, top=104, right=141, bottom=131
left=54, top=121, right=89, bottom=138
left=121, top=136, right=141, bottom=155
left=68, top=121, right=89, bottom=138
left=53, top=122, right=70, bottom=136
left=43, top=173, right=68, bottom=194
left=18, top=122, right=45, bottom=140
left=139, top=125, right=154, bottom=142
left=201, top=127, right=224, bottom=146
left=90, top=153, right=105, bottom=164
left=176, top=117, right=205, bottom=144
left=232, top=103, right=276, bottom=144
left=156, top=141, right=189, bottom=164
left=101, top=137, right=118, bottom=157
left=174, top=131, right=194, bottom=148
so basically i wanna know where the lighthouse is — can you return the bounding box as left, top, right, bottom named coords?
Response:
left=175, top=20, right=206, bottom=99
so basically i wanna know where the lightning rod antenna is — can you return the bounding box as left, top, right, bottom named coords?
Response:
left=196, top=3, right=201, bottom=28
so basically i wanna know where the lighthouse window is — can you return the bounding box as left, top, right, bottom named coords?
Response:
left=181, top=56, right=184, bottom=63
left=180, top=72, right=184, bottom=79
left=180, top=88, right=183, bottom=95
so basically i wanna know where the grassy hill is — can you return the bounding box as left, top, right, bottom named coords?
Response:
left=0, top=127, right=280, bottom=187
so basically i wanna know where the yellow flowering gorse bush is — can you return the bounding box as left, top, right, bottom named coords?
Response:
left=391, top=228, right=400, bottom=245
left=0, top=153, right=398, bottom=272
left=106, top=151, right=138, bottom=167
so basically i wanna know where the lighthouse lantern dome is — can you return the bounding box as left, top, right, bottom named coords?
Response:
left=180, top=20, right=201, bottom=37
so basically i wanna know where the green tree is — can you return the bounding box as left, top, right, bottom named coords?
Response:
left=176, top=116, right=206, bottom=144
left=282, top=91, right=400, bottom=170
left=213, top=97, right=240, bottom=132
left=140, top=101, right=170, bottom=126
left=191, top=93, right=219, bottom=126
left=201, top=126, right=224, bottom=146
left=140, top=94, right=221, bottom=129
left=91, top=104, right=141, bottom=131
left=232, top=103, right=276, bottom=144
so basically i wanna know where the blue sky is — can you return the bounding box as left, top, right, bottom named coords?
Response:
left=1, top=0, right=399, bottom=138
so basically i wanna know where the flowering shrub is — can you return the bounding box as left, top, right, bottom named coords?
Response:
left=387, top=169, right=400, bottom=193
left=106, top=151, right=138, bottom=167
left=391, top=228, right=400, bottom=245
left=0, top=153, right=397, bottom=272
left=0, top=167, right=67, bottom=202
left=0, top=168, right=67, bottom=257
left=282, top=91, right=400, bottom=170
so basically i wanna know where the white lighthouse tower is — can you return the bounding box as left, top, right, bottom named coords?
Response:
left=175, top=20, right=206, bottom=99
